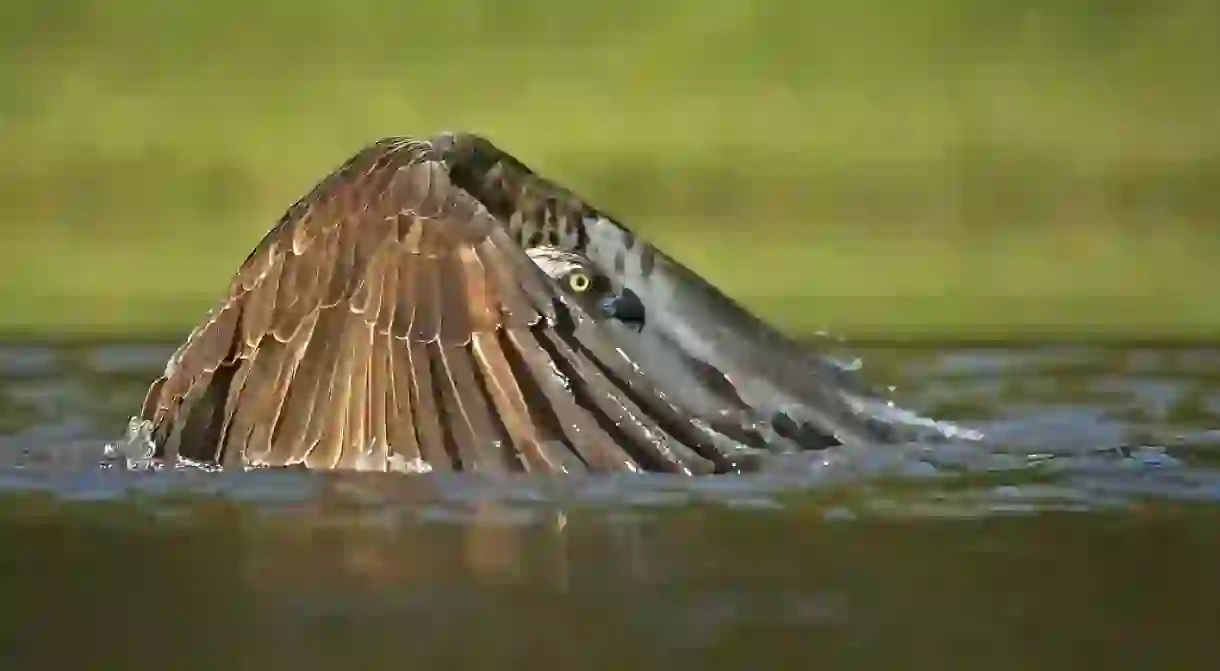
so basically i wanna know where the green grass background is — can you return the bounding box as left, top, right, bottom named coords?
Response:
left=4, top=0, right=1219, bottom=341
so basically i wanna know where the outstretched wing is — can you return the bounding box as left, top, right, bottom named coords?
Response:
left=434, top=133, right=909, bottom=451
left=139, top=137, right=742, bottom=475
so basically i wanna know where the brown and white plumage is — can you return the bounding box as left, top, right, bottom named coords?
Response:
left=138, top=131, right=918, bottom=477
left=137, top=134, right=744, bottom=475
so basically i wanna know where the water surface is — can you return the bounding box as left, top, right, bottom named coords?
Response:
left=1, top=340, right=1218, bottom=668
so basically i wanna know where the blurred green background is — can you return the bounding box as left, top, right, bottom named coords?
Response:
left=3, top=0, right=1218, bottom=341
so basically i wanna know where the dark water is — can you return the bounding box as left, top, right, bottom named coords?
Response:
left=2, top=340, right=1219, bottom=668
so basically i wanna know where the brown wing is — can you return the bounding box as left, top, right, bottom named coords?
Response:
left=138, top=137, right=729, bottom=475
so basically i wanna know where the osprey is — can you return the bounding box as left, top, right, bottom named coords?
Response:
left=137, top=133, right=911, bottom=475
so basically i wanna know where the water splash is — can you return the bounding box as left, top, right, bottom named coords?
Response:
left=102, top=416, right=157, bottom=470
left=845, top=391, right=987, bottom=441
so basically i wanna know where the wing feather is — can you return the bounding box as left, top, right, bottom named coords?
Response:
left=139, top=135, right=721, bottom=475
left=363, top=330, right=392, bottom=471
left=406, top=338, right=451, bottom=468
left=435, top=341, right=510, bottom=473
left=245, top=310, right=317, bottom=463
left=384, top=329, right=421, bottom=465
left=469, top=332, right=584, bottom=474
left=500, top=327, right=643, bottom=473
left=334, top=316, right=374, bottom=471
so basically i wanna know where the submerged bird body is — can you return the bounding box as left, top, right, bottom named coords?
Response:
left=138, top=133, right=910, bottom=475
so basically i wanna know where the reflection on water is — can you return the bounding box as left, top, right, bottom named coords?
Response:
left=2, top=340, right=1220, bottom=668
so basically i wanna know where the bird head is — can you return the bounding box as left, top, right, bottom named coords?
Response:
left=524, top=246, right=646, bottom=329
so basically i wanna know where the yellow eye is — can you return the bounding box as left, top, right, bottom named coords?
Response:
left=567, top=272, right=591, bottom=293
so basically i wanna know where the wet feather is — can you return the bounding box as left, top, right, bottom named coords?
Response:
left=139, top=134, right=742, bottom=475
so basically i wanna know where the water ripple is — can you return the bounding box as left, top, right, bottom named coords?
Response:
left=1, top=341, right=1219, bottom=521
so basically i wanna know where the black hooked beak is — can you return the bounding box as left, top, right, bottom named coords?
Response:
left=599, top=288, right=646, bottom=329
